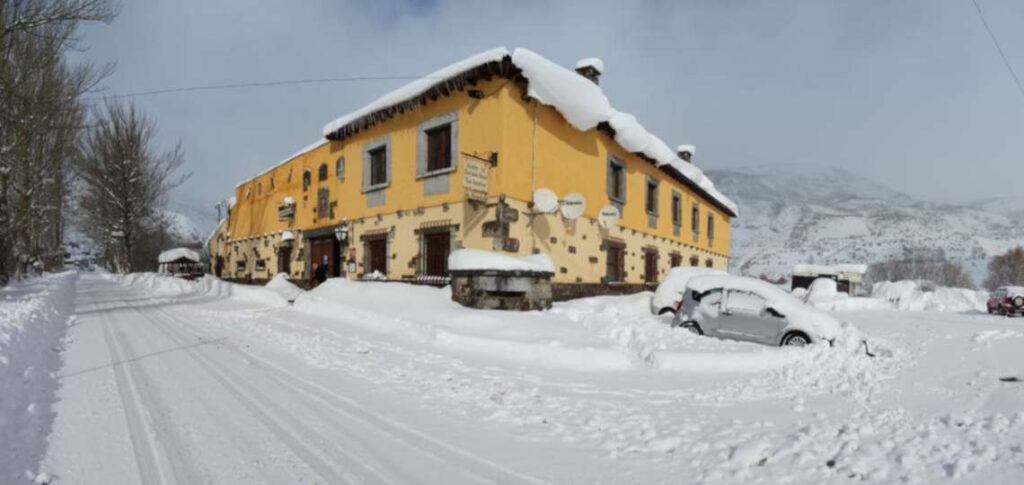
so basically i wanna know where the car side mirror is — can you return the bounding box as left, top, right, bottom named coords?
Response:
left=764, top=307, right=784, bottom=319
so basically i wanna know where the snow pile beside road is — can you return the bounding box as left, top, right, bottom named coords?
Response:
left=294, top=279, right=841, bottom=374
left=0, top=272, right=77, bottom=484
left=872, top=281, right=988, bottom=312
left=106, top=273, right=294, bottom=307
left=803, top=279, right=894, bottom=312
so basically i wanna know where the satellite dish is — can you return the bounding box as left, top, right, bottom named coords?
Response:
left=598, top=204, right=620, bottom=229
left=533, top=188, right=559, bottom=214
left=561, top=192, right=586, bottom=220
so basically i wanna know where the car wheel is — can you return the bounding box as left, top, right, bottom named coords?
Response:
left=782, top=332, right=810, bottom=347
left=683, top=322, right=703, bottom=335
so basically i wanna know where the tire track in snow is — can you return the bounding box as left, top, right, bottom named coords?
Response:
left=152, top=302, right=551, bottom=485
left=104, top=299, right=206, bottom=484
left=95, top=297, right=171, bottom=485
left=123, top=301, right=396, bottom=485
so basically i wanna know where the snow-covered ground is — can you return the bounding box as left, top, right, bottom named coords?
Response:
left=3, top=273, right=1023, bottom=483
left=1, top=273, right=77, bottom=485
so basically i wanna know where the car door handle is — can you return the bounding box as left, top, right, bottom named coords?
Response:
left=721, top=310, right=732, bottom=316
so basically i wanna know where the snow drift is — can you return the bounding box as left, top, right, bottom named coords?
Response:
left=871, top=280, right=988, bottom=313
left=0, top=272, right=77, bottom=484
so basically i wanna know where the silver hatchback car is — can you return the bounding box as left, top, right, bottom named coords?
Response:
left=671, top=275, right=841, bottom=347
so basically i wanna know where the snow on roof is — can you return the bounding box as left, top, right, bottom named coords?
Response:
left=322, top=47, right=511, bottom=138
left=676, top=144, right=696, bottom=155
left=448, top=249, right=555, bottom=274
left=574, top=57, right=604, bottom=73
left=1002, top=286, right=1024, bottom=297
left=234, top=138, right=327, bottom=189
left=204, top=218, right=228, bottom=248
left=158, top=247, right=201, bottom=264
left=281, top=230, right=295, bottom=242
left=793, top=264, right=868, bottom=276
left=319, top=47, right=737, bottom=216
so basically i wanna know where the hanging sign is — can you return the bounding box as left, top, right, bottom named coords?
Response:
left=462, top=156, right=489, bottom=202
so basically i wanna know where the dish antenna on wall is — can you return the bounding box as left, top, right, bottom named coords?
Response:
left=598, top=204, right=620, bottom=229
left=561, top=192, right=586, bottom=220
left=533, top=188, right=559, bottom=214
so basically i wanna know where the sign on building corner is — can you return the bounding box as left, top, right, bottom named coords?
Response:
left=462, top=155, right=489, bottom=202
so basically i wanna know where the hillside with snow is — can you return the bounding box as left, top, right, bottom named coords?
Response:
left=707, top=165, right=1024, bottom=285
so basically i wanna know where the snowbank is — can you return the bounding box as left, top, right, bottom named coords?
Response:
left=106, top=272, right=295, bottom=307
left=802, top=278, right=896, bottom=311
left=0, top=272, right=77, bottom=484
left=448, top=249, right=555, bottom=273
left=871, top=281, right=988, bottom=312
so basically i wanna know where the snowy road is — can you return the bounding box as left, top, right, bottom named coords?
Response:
left=42, top=276, right=566, bottom=484
left=28, top=274, right=1024, bottom=484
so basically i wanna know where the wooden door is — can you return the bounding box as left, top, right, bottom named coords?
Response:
left=310, top=237, right=336, bottom=275
left=644, top=250, right=659, bottom=284
left=277, top=246, right=292, bottom=275
left=423, top=231, right=450, bottom=277
left=365, top=237, right=387, bottom=276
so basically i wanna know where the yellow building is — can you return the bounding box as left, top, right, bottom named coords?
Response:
left=210, top=47, right=737, bottom=298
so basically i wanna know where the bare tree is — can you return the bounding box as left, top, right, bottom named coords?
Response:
left=868, top=247, right=975, bottom=289
left=0, top=0, right=114, bottom=283
left=76, top=101, right=188, bottom=273
left=984, top=247, right=1024, bottom=290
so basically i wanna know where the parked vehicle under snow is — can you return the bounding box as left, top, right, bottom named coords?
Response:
left=649, top=267, right=726, bottom=315
left=672, top=275, right=842, bottom=347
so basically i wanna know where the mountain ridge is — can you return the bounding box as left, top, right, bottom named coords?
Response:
left=706, top=165, right=1024, bottom=286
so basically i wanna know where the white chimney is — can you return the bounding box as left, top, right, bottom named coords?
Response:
left=574, top=58, right=604, bottom=85
left=676, top=144, right=695, bottom=163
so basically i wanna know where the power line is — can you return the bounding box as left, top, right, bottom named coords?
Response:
left=970, top=0, right=1024, bottom=101
left=81, top=75, right=444, bottom=102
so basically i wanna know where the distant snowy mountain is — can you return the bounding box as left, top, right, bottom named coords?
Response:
left=163, top=210, right=203, bottom=245
left=706, top=164, right=1024, bottom=286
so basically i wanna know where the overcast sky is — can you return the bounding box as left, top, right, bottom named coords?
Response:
left=72, top=0, right=1024, bottom=227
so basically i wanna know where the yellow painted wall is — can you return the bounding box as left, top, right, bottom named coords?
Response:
left=224, top=75, right=732, bottom=283
left=493, top=85, right=731, bottom=257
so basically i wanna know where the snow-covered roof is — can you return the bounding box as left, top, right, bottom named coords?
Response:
left=319, top=47, right=737, bottom=216
left=448, top=249, right=555, bottom=274
left=204, top=218, right=228, bottom=248
left=235, top=139, right=327, bottom=189
left=281, top=230, right=295, bottom=242
left=574, top=57, right=604, bottom=73
left=158, top=248, right=201, bottom=264
left=793, top=264, right=867, bottom=276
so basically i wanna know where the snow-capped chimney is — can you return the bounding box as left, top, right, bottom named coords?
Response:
left=574, top=58, right=604, bottom=85
left=676, top=144, right=695, bottom=163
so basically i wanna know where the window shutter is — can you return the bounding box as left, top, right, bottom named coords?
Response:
left=362, top=149, right=371, bottom=191
left=416, top=128, right=427, bottom=177
left=448, top=117, right=459, bottom=170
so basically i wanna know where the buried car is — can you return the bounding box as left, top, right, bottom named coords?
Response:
left=650, top=267, right=727, bottom=315
left=987, top=286, right=1024, bottom=317
left=671, top=275, right=842, bottom=347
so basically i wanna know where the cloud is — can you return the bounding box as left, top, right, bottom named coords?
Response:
left=72, top=0, right=1024, bottom=230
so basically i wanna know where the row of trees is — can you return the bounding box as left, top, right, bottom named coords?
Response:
left=1, top=0, right=188, bottom=284
left=867, top=247, right=1024, bottom=290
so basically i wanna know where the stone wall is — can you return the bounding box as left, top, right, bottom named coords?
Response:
left=450, top=270, right=553, bottom=311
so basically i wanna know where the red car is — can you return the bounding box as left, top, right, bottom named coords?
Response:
left=987, top=286, right=1024, bottom=317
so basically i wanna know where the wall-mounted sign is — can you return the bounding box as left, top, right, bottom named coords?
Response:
left=463, top=156, right=489, bottom=202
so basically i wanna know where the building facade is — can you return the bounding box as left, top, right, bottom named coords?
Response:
left=209, top=47, right=737, bottom=297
